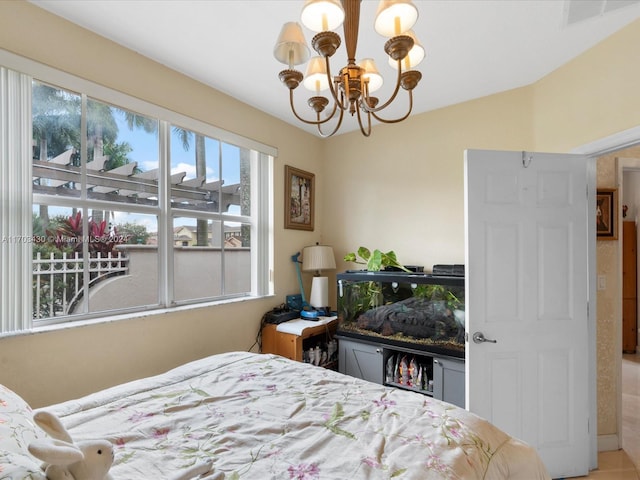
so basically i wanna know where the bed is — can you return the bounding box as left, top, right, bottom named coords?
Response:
left=1, top=351, right=550, bottom=479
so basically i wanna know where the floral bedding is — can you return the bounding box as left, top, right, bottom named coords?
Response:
left=47, top=352, right=550, bottom=480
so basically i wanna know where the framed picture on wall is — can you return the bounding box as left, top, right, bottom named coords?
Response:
left=285, top=165, right=315, bottom=231
left=596, top=188, right=617, bottom=240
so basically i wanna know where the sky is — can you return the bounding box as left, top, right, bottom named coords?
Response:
left=35, top=107, right=245, bottom=235
left=114, top=110, right=245, bottom=231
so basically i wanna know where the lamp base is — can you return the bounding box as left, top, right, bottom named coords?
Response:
left=309, top=276, right=329, bottom=311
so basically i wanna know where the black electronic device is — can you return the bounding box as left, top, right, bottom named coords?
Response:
left=265, top=307, right=300, bottom=324
left=432, top=264, right=465, bottom=276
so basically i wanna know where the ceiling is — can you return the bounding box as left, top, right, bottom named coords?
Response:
left=29, top=0, right=640, bottom=136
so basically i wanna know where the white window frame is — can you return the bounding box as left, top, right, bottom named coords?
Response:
left=0, top=49, right=275, bottom=332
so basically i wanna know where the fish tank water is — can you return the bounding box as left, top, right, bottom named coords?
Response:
left=336, top=270, right=465, bottom=358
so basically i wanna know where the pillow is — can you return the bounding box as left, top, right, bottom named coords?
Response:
left=0, top=384, right=46, bottom=479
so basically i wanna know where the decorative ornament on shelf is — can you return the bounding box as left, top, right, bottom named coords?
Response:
left=274, top=0, right=424, bottom=137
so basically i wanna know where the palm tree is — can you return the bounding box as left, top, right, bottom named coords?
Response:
left=169, top=126, right=208, bottom=246
left=240, top=148, right=251, bottom=247
left=86, top=100, right=121, bottom=224
left=32, top=83, right=81, bottom=230
left=123, top=113, right=251, bottom=248
left=195, top=134, right=208, bottom=246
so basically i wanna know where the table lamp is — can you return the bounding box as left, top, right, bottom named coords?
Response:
left=302, top=244, right=336, bottom=312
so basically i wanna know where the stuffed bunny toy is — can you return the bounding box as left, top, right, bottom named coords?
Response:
left=28, top=411, right=224, bottom=480
left=28, top=411, right=114, bottom=480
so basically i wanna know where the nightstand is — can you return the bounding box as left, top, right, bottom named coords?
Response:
left=262, top=316, right=338, bottom=368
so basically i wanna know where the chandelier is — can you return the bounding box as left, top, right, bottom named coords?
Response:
left=274, top=0, right=424, bottom=137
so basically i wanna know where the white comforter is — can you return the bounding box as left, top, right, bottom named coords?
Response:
left=49, top=351, right=550, bottom=479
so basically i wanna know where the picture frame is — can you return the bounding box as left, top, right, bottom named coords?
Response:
left=285, top=165, right=315, bottom=231
left=596, top=188, right=617, bottom=240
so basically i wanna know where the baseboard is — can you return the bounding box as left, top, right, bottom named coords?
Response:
left=598, top=434, right=620, bottom=452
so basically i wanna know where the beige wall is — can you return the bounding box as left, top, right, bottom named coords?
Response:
left=321, top=18, right=640, bottom=445
left=322, top=85, right=534, bottom=277
left=531, top=20, right=640, bottom=152
left=1, top=2, right=640, bottom=448
left=0, top=1, right=324, bottom=408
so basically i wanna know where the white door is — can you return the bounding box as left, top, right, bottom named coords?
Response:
left=464, top=149, right=594, bottom=478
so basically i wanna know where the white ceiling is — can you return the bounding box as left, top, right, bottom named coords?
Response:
left=29, top=0, right=640, bottom=136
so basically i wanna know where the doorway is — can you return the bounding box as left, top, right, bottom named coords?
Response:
left=572, top=127, right=640, bottom=469
left=618, top=156, right=640, bottom=468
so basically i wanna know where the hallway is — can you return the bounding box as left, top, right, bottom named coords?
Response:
left=572, top=354, right=640, bottom=479
left=621, top=354, right=640, bottom=471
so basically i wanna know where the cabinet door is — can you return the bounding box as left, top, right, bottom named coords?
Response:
left=623, top=298, right=637, bottom=353
left=338, top=338, right=384, bottom=384
left=623, top=221, right=637, bottom=353
left=433, top=357, right=465, bottom=408
left=623, top=221, right=637, bottom=299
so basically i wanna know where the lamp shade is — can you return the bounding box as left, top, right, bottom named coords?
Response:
left=358, top=58, right=383, bottom=93
left=374, top=0, right=418, bottom=37
left=301, top=0, right=345, bottom=33
left=303, top=56, right=331, bottom=92
left=274, top=22, right=310, bottom=67
left=388, top=30, right=425, bottom=70
left=302, top=245, right=336, bottom=272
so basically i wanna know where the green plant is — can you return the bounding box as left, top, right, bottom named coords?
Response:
left=343, top=246, right=410, bottom=272
left=413, top=284, right=464, bottom=310
left=341, top=247, right=411, bottom=321
left=46, top=211, right=125, bottom=255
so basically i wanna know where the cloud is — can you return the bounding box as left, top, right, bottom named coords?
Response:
left=139, top=160, right=158, bottom=172
left=172, top=162, right=196, bottom=179
left=171, top=162, right=215, bottom=181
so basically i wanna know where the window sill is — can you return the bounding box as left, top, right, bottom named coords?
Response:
left=1, top=295, right=273, bottom=339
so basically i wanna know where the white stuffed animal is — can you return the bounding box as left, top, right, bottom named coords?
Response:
left=28, top=411, right=114, bottom=480
left=28, top=411, right=225, bottom=480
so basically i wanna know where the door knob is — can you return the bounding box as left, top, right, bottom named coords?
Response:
left=472, top=332, right=497, bottom=344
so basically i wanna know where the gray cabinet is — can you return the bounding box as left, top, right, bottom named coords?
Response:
left=338, top=336, right=465, bottom=408
left=338, top=337, right=384, bottom=384
left=433, top=356, right=465, bottom=408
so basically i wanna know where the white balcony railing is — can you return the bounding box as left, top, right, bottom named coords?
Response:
left=33, top=251, right=129, bottom=319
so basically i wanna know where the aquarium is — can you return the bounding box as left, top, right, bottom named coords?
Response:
left=336, top=270, right=465, bottom=358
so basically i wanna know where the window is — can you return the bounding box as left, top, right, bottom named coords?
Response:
left=169, top=125, right=254, bottom=302
left=0, top=58, right=274, bottom=332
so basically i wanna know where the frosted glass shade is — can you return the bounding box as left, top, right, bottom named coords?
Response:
left=301, top=0, right=345, bottom=32
left=358, top=58, right=383, bottom=93
left=303, top=56, right=330, bottom=92
left=274, top=22, right=310, bottom=67
left=374, top=0, right=418, bottom=37
left=388, top=30, right=425, bottom=69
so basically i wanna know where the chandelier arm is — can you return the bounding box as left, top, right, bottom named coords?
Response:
left=370, top=90, right=415, bottom=124
left=323, top=57, right=349, bottom=112
left=355, top=102, right=372, bottom=137
left=288, top=89, right=340, bottom=126
left=316, top=105, right=346, bottom=138
left=360, top=60, right=404, bottom=114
